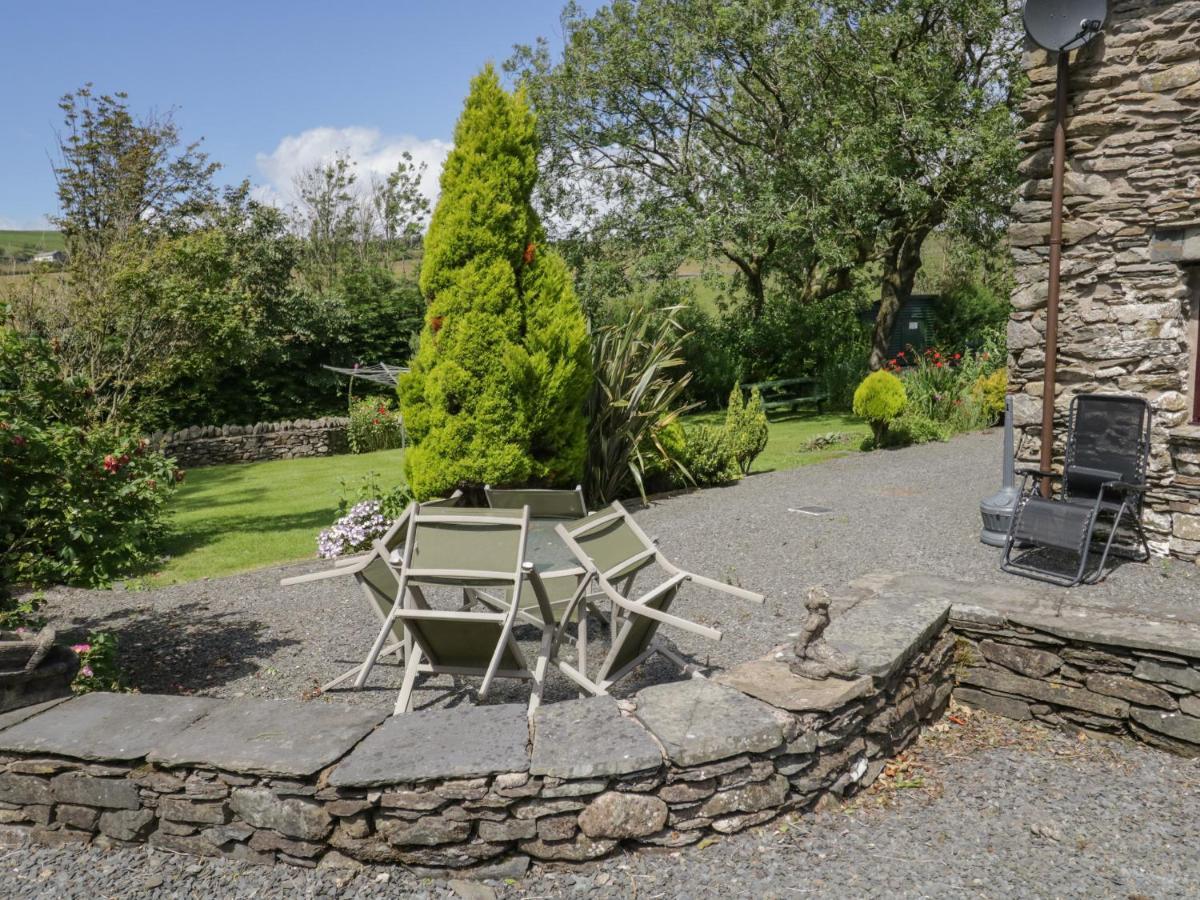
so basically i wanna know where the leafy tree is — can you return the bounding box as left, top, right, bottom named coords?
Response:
left=400, top=66, right=590, bottom=499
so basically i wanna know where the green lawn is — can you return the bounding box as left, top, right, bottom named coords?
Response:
left=147, top=449, right=407, bottom=585
left=149, top=411, right=865, bottom=584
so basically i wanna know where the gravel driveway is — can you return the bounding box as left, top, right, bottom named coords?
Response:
left=2, top=708, right=1196, bottom=899
left=38, top=428, right=1200, bottom=711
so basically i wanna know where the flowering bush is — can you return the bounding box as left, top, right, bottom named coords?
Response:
left=317, top=500, right=390, bottom=559
left=348, top=396, right=405, bottom=454
left=1, top=315, right=179, bottom=591
left=70, top=631, right=127, bottom=694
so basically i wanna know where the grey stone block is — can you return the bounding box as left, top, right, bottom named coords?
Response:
left=530, top=696, right=662, bottom=779
left=1130, top=708, right=1200, bottom=746
left=959, top=667, right=1129, bottom=719
left=953, top=687, right=1032, bottom=721
left=229, top=787, right=332, bottom=841
left=979, top=641, right=1061, bottom=678
left=821, top=584, right=951, bottom=682
left=0, top=693, right=216, bottom=761
left=716, top=656, right=873, bottom=712
left=578, top=791, right=667, bottom=839
left=329, top=704, right=530, bottom=787
left=633, top=680, right=782, bottom=766
left=1134, top=659, right=1200, bottom=692
left=51, top=772, right=139, bottom=809
left=147, top=699, right=385, bottom=777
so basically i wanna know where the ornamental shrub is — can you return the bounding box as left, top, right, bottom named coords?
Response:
left=852, top=370, right=907, bottom=445
left=348, top=397, right=405, bottom=453
left=725, top=385, right=769, bottom=475
left=881, top=411, right=952, bottom=448
left=680, top=424, right=741, bottom=486
left=972, top=369, right=1007, bottom=426
left=399, top=67, right=590, bottom=499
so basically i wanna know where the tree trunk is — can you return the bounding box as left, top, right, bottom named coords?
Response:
left=723, top=250, right=767, bottom=320
left=868, top=228, right=929, bottom=371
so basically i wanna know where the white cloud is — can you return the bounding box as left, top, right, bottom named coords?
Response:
left=252, top=127, right=452, bottom=214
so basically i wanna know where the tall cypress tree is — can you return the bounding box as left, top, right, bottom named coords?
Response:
left=399, top=66, right=590, bottom=499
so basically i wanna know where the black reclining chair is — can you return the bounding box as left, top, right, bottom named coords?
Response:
left=1001, top=394, right=1152, bottom=587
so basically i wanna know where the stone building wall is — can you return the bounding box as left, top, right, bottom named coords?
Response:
left=147, top=418, right=350, bottom=468
left=1008, top=0, right=1200, bottom=560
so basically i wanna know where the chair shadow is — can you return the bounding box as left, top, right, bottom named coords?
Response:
left=53, top=602, right=302, bottom=695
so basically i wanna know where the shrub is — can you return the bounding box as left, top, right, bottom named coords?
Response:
left=317, top=500, right=390, bottom=559
left=336, top=470, right=412, bottom=521
left=400, top=67, right=590, bottom=499
left=852, top=370, right=907, bottom=444
left=680, top=424, right=740, bottom=486
left=348, top=397, right=405, bottom=453
left=587, top=303, right=695, bottom=503
left=880, top=411, right=952, bottom=448
left=972, top=369, right=1007, bottom=425
left=1, top=317, right=179, bottom=590
left=725, top=385, right=769, bottom=475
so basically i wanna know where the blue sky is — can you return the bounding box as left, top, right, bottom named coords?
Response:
left=0, top=0, right=597, bottom=229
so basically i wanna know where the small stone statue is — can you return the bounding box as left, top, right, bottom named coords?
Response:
left=790, top=588, right=859, bottom=680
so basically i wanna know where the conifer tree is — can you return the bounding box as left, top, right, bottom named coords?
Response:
left=399, top=66, right=590, bottom=499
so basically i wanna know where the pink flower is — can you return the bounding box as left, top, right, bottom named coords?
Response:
left=71, top=643, right=91, bottom=655
left=80, top=666, right=94, bottom=678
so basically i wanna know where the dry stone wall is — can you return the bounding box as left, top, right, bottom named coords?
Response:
left=147, top=418, right=350, bottom=468
left=1008, top=0, right=1200, bottom=560
left=0, top=588, right=957, bottom=872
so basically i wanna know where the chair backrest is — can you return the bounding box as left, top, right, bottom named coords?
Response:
left=600, top=581, right=682, bottom=679
left=485, top=485, right=587, bottom=519
left=406, top=505, right=529, bottom=586
left=1064, top=395, right=1151, bottom=504
left=376, top=490, right=463, bottom=558
left=559, top=502, right=658, bottom=582
left=356, top=555, right=407, bottom=644
left=403, top=611, right=526, bottom=672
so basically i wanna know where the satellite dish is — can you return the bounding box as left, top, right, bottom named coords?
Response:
left=1023, top=0, right=1108, bottom=52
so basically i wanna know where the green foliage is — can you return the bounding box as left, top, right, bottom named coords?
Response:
left=972, top=369, right=1008, bottom=426
left=725, top=385, right=769, bottom=476
left=680, top=424, right=740, bottom=486
left=335, top=470, right=412, bottom=521
left=348, top=397, right=405, bottom=454
left=1, top=316, right=179, bottom=590
left=879, top=411, right=952, bottom=449
left=852, top=371, right=907, bottom=444
left=0, top=593, right=45, bottom=631
left=71, top=632, right=127, bottom=694
left=586, top=303, right=695, bottom=503
left=401, top=66, right=590, bottom=499
left=897, top=345, right=1003, bottom=434
left=930, top=280, right=1011, bottom=352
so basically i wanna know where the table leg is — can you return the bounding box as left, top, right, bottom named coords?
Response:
left=577, top=603, right=588, bottom=698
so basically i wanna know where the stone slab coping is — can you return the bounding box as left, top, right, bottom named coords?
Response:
left=822, top=574, right=952, bottom=682
left=632, top=679, right=782, bottom=766
left=329, top=703, right=531, bottom=787
left=717, top=653, right=873, bottom=713
left=530, top=696, right=662, bottom=779
left=146, top=698, right=387, bottom=777
left=0, top=693, right=218, bottom=761
left=0, top=697, right=70, bottom=734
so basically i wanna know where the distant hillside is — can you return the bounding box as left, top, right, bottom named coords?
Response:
left=0, top=230, right=65, bottom=260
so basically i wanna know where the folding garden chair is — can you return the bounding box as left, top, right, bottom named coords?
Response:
left=484, top=484, right=588, bottom=518
left=279, top=492, right=461, bottom=691
left=355, top=504, right=559, bottom=714
left=1001, top=394, right=1152, bottom=587
left=553, top=523, right=722, bottom=695
left=558, top=500, right=765, bottom=607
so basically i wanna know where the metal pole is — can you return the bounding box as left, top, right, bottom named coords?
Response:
left=1040, top=50, right=1070, bottom=498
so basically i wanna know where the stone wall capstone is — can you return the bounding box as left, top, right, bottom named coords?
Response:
left=1008, top=0, right=1200, bottom=561
left=147, top=418, right=351, bottom=468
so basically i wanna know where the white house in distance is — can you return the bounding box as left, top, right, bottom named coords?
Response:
left=31, top=250, right=67, bottom=264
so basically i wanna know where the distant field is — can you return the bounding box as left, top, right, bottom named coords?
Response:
left=0, top=229, right=64, bottom=258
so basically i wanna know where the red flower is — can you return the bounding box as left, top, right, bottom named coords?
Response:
left=897, top=351, right=905, bottom=358
left=378, top=404, right=387, bottom=414
left=372, top=418, right=381, bottom=425
left=11, top=435, right=25, bottom=447
left=430, top=315, right=444, bottom=334
left=523, top=242, right=536, bottom=264
left=952, top=353, right=961, bottom=360
left=103, top=454, right=119, bottom=473
left=934, top=361, right=944, bottom=368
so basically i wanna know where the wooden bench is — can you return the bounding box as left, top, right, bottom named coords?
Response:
left=742, top=377, right=827, bottom=414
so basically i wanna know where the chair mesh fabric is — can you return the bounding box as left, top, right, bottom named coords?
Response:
left=1064, top=395, right=1149, bottom=506
left=1012, top=496, right=1094, bottom=553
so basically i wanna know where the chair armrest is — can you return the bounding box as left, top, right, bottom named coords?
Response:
left=1102, top=480, right=1147, bottom=493
left=1015, top=467, right=1059, bottom=480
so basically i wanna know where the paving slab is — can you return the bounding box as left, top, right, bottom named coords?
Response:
left=0, top=693, right=217, bottom=761
left=0, top=697, right=71, bottom=733
left=530, top=696, right=662, bottom=778
left=633, top=679, right=782, bottom=767
left=146, top=698, right=386, bottom=777
left=824, top=575, right=953, bottom=682
left=716, top=654, right=873, bottom=713
left=329, top=703, right=530, bottom=786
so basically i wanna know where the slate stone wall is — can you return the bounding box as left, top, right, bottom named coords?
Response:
left=147, top=418, right=351, bottom=468
left=951, top=607, right=1200, bottom=757
left=1008, top=1, right=1200, bottom=560
left=0, top=609, right=956, bottom=872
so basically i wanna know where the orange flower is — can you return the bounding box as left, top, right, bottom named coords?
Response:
left=430, top=315, right=444, bottom=334
left=523, top=242, right=536, bottom=264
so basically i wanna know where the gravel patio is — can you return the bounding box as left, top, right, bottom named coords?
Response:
left=39, top=428, right=1200, bottom=711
